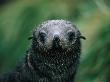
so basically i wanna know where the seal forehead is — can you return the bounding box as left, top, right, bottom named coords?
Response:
left=38, top=20, right=77, bottom=32
left=41, top=20, right=73, bottom=27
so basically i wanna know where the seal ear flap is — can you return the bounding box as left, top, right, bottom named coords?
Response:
left=77, top=31, right=86, bottom=40
left=28, top=36, right=33, bottom=40
left=28, top=29, right=36, bottom=40
left=79, top=35, right=86, bottom=40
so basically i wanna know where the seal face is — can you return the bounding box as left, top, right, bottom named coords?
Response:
left=32, top=20, right=81, bottom=58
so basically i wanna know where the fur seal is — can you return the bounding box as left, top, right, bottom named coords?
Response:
left=0, top=20, right=85, bottom=82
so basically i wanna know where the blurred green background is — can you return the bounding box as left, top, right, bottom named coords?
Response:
left=0, top=0, right=110, bottom=82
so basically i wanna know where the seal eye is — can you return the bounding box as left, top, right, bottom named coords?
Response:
left=38, top=31, right=46, bottom=43
left=67, top=31, right=75, bottom=41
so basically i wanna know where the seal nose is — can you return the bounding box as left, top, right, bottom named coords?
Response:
left=53, top=35, right=60, bottom=47
left=53, top=35, right=60, bottom=42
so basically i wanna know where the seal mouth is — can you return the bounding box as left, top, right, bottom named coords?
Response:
left=41, top=45, right=73, bottom=58
left=52, top=43, right=62, bottom=49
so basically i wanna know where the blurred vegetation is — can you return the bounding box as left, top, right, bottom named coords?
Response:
left=0, top=0, right=110, bottom=82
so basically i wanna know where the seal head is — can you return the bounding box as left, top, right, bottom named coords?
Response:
left=30, top=20, right=85, bottom=59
